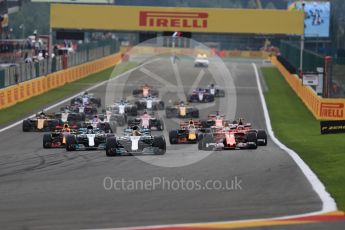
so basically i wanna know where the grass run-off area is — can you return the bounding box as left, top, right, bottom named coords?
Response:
left=261, top=67, right=345, bottom=210
left=0, top=62, right=138, bottom=125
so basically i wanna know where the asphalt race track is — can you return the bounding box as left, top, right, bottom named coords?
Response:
left=0, top=56, right=336, bottom=230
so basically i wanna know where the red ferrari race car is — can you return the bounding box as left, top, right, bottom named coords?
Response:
left=43, top=124, right=78, bottom=148
left=198, top=121, right=267, bottom=150
left=169, top=119, right=205, bottom=144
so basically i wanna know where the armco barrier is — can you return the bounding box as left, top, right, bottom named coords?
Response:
left=0, top=53, right=121, bottom=110
left=272, top=56, right=345, bottom=120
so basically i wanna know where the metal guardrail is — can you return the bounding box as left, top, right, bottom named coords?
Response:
left=0, top=43, right=117, bottom=89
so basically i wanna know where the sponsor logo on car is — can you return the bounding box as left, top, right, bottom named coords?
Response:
left=139, top=11, right=208, bottom=29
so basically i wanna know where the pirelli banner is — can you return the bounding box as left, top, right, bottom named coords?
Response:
left=320, top=120, right=345, bottom=134
left=50, top=4, right=304, bottom=34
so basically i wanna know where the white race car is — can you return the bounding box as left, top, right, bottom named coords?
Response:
left=194, top=54, right=209, bottom=67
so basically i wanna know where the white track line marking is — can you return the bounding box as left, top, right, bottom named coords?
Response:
left=86, top=63, right=338, bottom=230
left=0, top=59, right=158, bottom=133
left=252, top=63, right=337, bottom=213
left=188, top=69, right=205, bottom=94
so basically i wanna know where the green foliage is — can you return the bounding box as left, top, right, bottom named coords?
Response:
left=9, top=2, right=50, bottom=38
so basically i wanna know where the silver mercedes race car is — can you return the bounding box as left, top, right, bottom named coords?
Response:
left=105, top=127, right=166, bottom=156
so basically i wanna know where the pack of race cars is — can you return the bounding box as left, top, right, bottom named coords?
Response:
left=25, top=83, right=267, bottom=156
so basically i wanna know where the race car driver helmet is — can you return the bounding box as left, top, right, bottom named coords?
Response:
left=86, top=125, right=94, bottom=134
left=238, top=118, right=244, bottom=126
left=63, top=123, right=71, bottom=132
left=189, top=119, right=195, bottom=125
left=83, top=91, right=88, bottom=96
left=132, top=126, right=141, bottom=136
left=210, top=83, right=215, bottom=88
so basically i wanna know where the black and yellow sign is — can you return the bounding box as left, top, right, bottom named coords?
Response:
left=320, top=120, right=345, bottom=134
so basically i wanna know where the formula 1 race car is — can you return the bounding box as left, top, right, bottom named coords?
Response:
left=200, top=113, right=229, bottom=128
left=127, top=111, right=164, bottom=131
left=198, top=123, right=268, bottom=150
left=135, top=96, right=165, bottom=110
left=104, top=99, right=138, bottom=126
left=169, top=120, right=203, bottom=144
left=43, top=124, right=78, bottom=148
left=165, top=102, right=199, bottom=118
left=187, top=88, right=215, bottom=103
left=22, top=112, right=61, bottom=132
left=55, top=109, right=85, bottom=127
left=71, top=92, right=101, bottom=108
left=85, top=114, right=116, bottom=133
left=105, top=126, right=166, bottom=156
left=132, top=84, right=159, bottom=98
left=194, top=54, right=209, bottom=67
left=65, top=126, right=114, bottom=151
left=208, top=84, right=225, bottom=97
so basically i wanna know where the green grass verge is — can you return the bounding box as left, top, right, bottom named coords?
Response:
left=261, top=67, right=345, bottom=210
left=0, top=62, right=138, bottom=125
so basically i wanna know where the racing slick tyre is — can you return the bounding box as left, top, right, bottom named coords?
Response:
left=106, top=137, right=118, bottom=157
left=47, top=120, right=60, bottom=132
left=130, top=107, right=138, bottom=116
left=96, top=99, right=101, bottom=108
left=257, top=130, right=268, bottom=146
left=158, top=101, right=165, bottom=110
left=66, top=135, right=77, bottom=151
left=152, top=136, right=166, bottom=155
left=156, top=120, right=164, bottom=131
left=169, top=130, right=179, bottom=144
left=191, top=110, right=199, bottom=118
left=246, top=132, right=258, bottom=149
left=165, top=108, right=175, bottom=118
left=79, top=112, right=86, bottom=121
left=22, top=120, right=31, bottom=132
left=109, top=122, right=117, bottom=133
left=43, top=134, right=52, bottom=148
left=132, top=89, right=141, bottom=97
left=198, top=133, right=204, bottom=150
left=98, top=123, right=112, bottom=133
left=206, top=95, right=215, bottom=102
left=201, top=134, right=214, bottom=151
left=217, top=90, right=225, bottom=97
